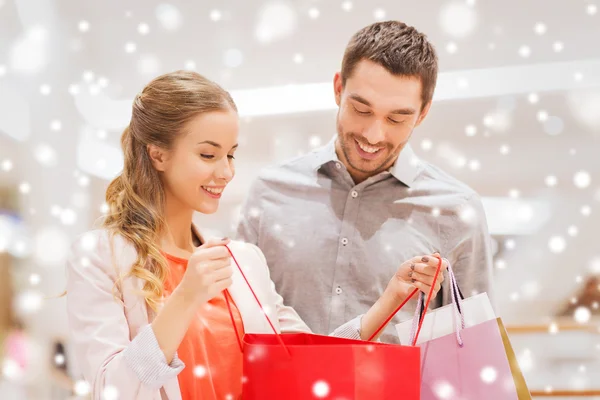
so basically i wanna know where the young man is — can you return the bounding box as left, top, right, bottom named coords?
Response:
left=236, top=21, right=494, bottom=343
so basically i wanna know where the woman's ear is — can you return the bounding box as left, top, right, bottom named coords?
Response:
left=147, top=144, right=169, bottom=172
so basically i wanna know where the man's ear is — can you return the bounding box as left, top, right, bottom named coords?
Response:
left=333, top=72, right=343, bottom=107
left=415, top=101, right=432, bottom=127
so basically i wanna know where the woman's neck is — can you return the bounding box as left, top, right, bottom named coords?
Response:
left=161, top=197, right=196, bottom=253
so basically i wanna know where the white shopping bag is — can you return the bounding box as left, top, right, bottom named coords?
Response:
left=395, top=292, right=496, bottom=345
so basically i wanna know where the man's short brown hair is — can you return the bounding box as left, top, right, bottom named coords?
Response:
left=341, top=21, right=439, bottom=107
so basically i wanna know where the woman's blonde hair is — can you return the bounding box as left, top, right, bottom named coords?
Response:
left=103, top=70, right=236, bottom=311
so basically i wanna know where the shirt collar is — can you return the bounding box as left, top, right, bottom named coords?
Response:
left=311, top=135, right=420, bottom=187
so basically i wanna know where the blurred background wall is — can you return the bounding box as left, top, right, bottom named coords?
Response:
left=1, top=0, right=599, bottom=398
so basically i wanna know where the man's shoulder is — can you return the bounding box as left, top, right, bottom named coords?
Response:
left=418, top=160, right=479, bottom=200
left=253, top=149, right=324, bottom=187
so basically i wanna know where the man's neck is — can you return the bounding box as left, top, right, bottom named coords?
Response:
left=334, top=138, right=395, bottom=185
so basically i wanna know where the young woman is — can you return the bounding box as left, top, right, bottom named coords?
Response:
left=66, top=71, right=446, bottom=400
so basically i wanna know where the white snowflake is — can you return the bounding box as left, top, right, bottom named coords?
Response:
left=439, top=2, right=478, bottom=38
left=480, top=366, right=497, bottom=383
left=40, top=84, right=52, bottom=95
left=50, top=119, right=62, bottom=131
left=74, top=380, right=91, bottom=395
left=574, top=306, right=591, bottom=324
left=51, top=204, right=62, bottom=216
left=521, top=281, right=540, bottom=298
left=224, top=48, right=243, bottom=68
left=581, top=205, right=592, bottom=216
left=124, top=42, right=137, bottom=53
left=545, top=175, right=558, bottom=187
left=373, top=8, right=386, bottom=21
left=309, top=135, right=322, bottom=148
left=548, top=236, right=566, bottom=254
left=34, top=143, right=58, bottom=167
left=312, top=380, right=330, bottom=398
left=193, top=365, right=207, bottom=378
left=589, top=257, right=600, bottom=274
left=102, top=385, right=119, bottom=400
left=421, top=139, right=433, bottom=151
left=209, top=9, right=222, bottom=21
left=19, top=182, right=31, bottom=194
left=60, top=208, right=78, bottom=225
left=458, top=204, right=477, bottom=226
left=534, top=22, right=547, bottom=35
left=183, top=60, right=196, bottom=70
left=543, top=116, right=564, bottom=135
left=138, top=23, right=150, bottom=35
left=553, top=41, right=564, bottom=52
left=468, top=160, right=480, bottom=171
left=527, top=93, right=539, bottom=104
left=16, top=290, right=43, bottom=314
left=29, top=273, right=41, bottom=286
left=433, top=381, right=455, bottom=399
left=518, top=45, right=531, bottom=58
left=465, top=124, right=477, bottom=136
left=2, top=358, right=23, bottom=380
left=1, top=159, right=13, bottom=171
left=155, top=3, right=182, bottom=31
left=78, top=20, right=90, bottom=32
left=255, top=2, right=298, bottom=44
left=573, top=171, right=591, bottom=189
left=517, top=349, right=534, bottom=372
left=54, top=354, right=65, bottom=365
left=446, top=42, right=458, bottom=54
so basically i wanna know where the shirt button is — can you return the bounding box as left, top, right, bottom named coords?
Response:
left=335, top=287, right=343, bottom=295
left=351, top=190, right=358, bottom=198
left=335, top=162, right=342, bottom=169
left=341, top=238, right=348, bottom=245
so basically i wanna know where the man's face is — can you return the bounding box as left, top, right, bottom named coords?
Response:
left=334, top=59, right=431, bottom=180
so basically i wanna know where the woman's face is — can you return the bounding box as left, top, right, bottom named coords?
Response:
left=151, top=108, right=239, bottom=215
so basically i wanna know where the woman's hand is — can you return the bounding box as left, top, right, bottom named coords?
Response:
left=176, top=237, right=233, bottom=306
left=359, top=254, right=447, bottom=341
left=384, top=254, right=448, bottom=302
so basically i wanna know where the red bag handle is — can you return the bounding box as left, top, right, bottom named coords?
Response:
left=225, top=244, right=441, bottom=349
left=223, top=245, right=291, bottom=356
left=366, top=255, right=444, bottom=345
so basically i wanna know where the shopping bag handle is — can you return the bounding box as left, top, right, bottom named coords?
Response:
left=366, top=255, right=444, bottom=344
left=223, top=245, right=291, bottom=356
left=409, top=259, right=466, bottom=347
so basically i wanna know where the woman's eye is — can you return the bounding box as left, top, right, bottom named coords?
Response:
left=200, top=154, right=214, bottom=160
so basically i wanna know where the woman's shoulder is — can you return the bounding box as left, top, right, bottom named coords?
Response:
left=68, top=228, right=138, bottom=275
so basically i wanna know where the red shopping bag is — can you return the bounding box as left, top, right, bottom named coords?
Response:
left=224, top=246, right=445, bottom=400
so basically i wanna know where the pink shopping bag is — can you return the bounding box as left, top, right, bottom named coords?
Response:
left=407, top=260, right=525, bottom=399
